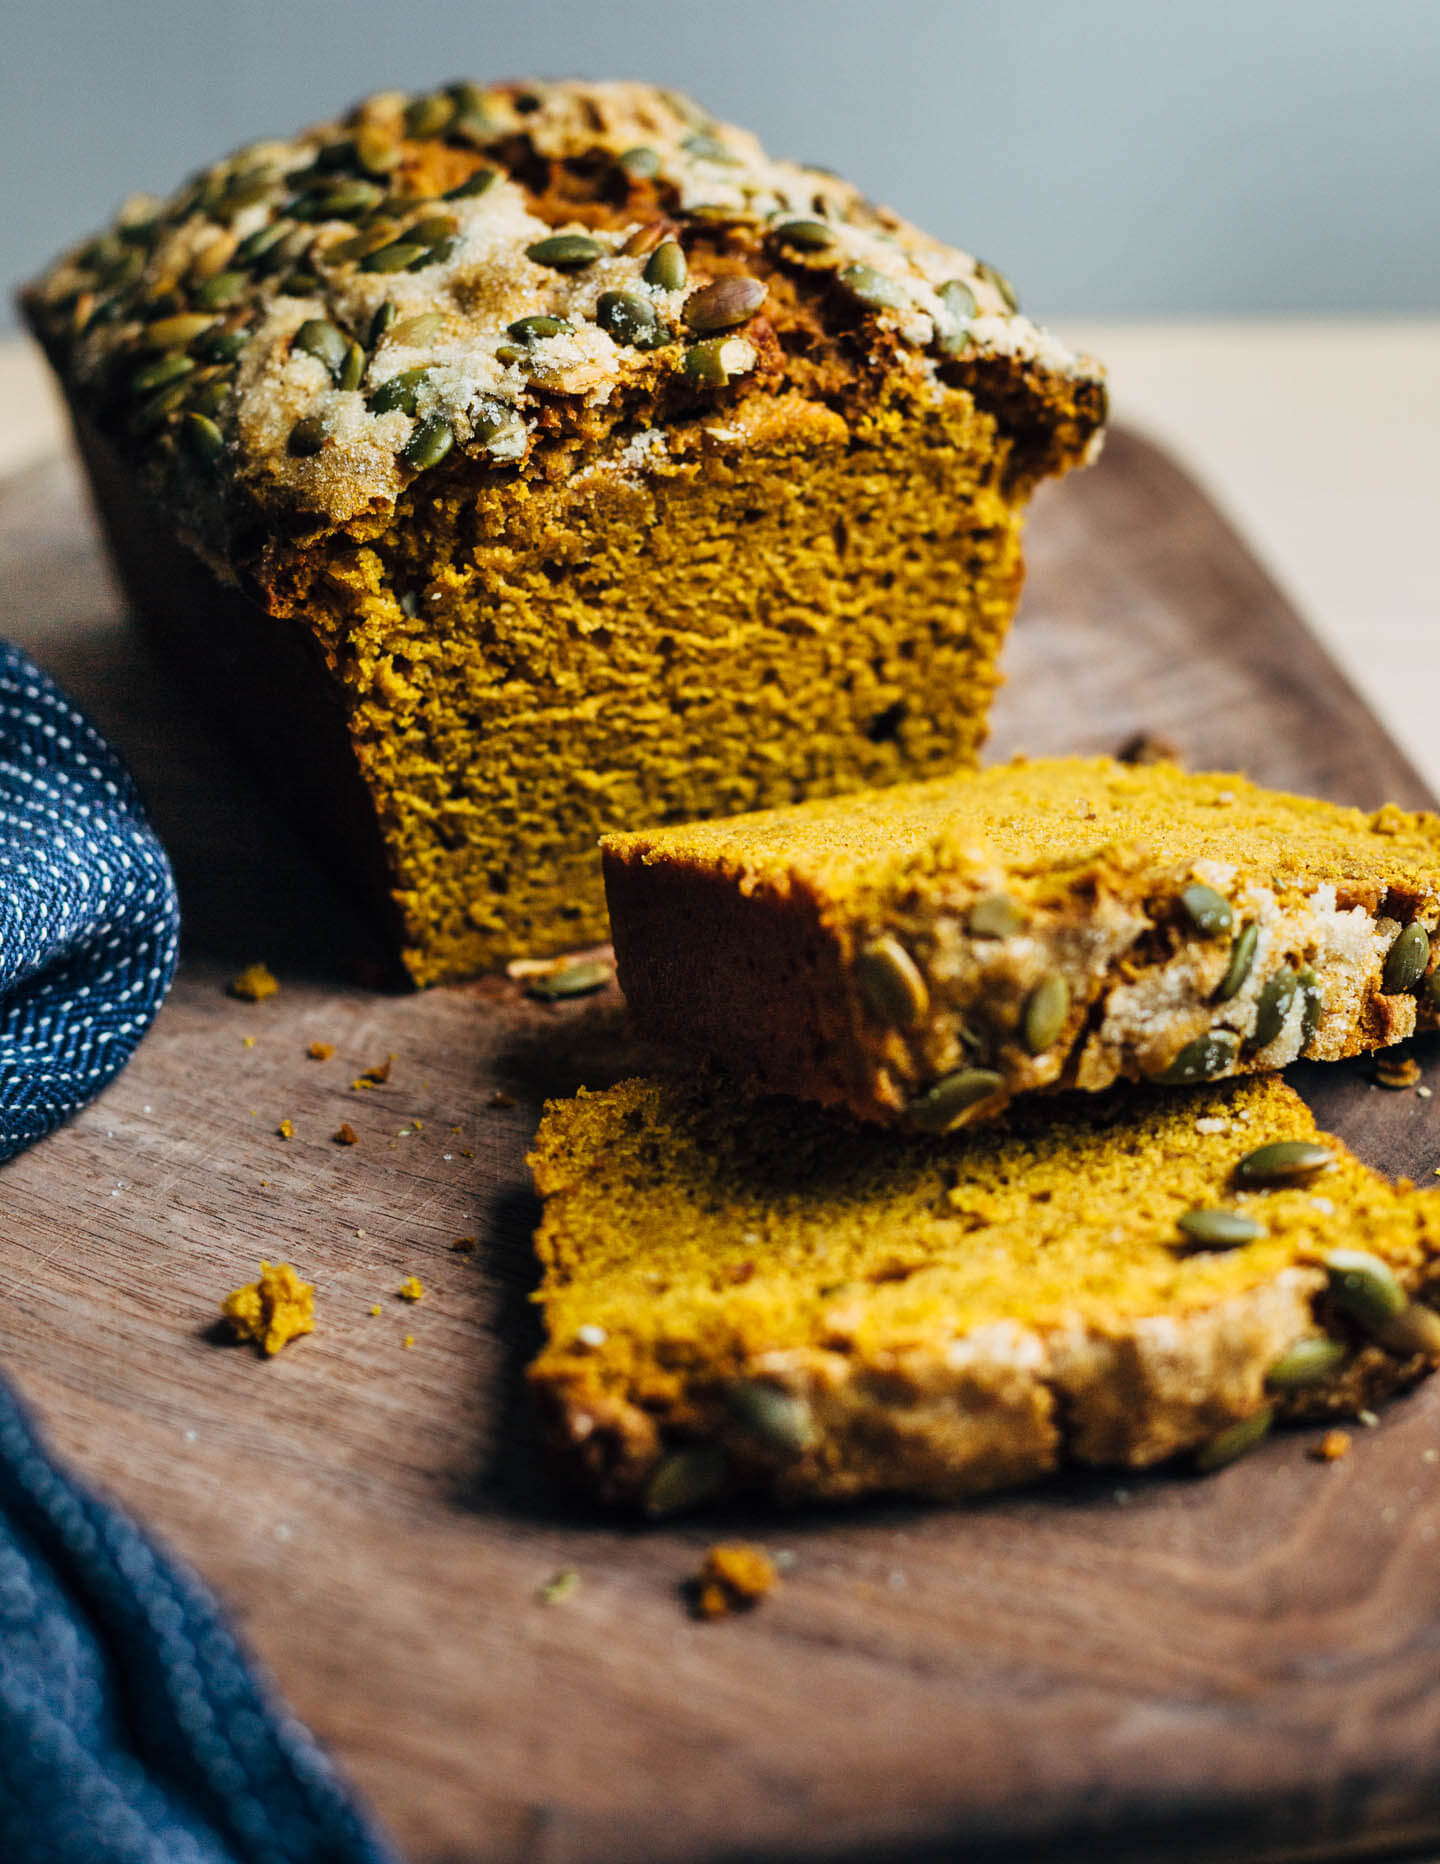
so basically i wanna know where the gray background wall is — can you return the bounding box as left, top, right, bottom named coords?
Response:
left=4, top=0, right=1438, bottom=328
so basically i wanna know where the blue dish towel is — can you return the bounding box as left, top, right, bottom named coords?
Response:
left=0, top=642, right=398, bottom=1864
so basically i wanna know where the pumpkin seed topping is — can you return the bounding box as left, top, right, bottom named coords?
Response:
left=1176, top=1207, right=1264, bottom=1249
left=294, top=318, right=349, bottom=377
left=1153, top=1029, right=1239, bottom=1085
left=507, top=314, right=573, bottom=343
left=129, top=352, right=195, bottom=396
left=337, top=340, right=366, bottom=393
left=1266, top=1336, right=1348, bottom=1390
left=1383, top=922, right=1430, bottom=995
left=683, top=276, right=767, bottom=334
left=1374, top=1302, right=1440, bottom=1358
left=967, top=893, right=1025, bottom=939
left=727, top=1383, right=816, bottom=1458
left=404, top=92, right=457, bottom=139
left=643, top=1445, right=726, bottom=1517
left=1252, top=966, right=1298, bottom=1049
left=839, top=263, right=906, bottom=311
left=908, top=1067, right=1005, bottom=1133
left=1323, top=1249, right=1407, bottom=1330
left=367, top=301, right=397, bottom=347
left=681, top=336, right=756, bottom=386
left=1296, top=966, right=1324, bottom=1050
left=445, top=165, right=499, bottom=200
left=526, top=959, right=611, bottom=1001
left=361, top=242, right=428, bottom=274
left=619, top=146, right=662, bottom=178
left=1022, top=973, right=1070, bottom=1055
left=355, top=126, right=401, bottom=175
left=409, top=214, right=460, bottom=248
left=772, top=219, right=835, bottom=251
left=643, top=240, right=688, bottom=291
left=400, top=414, right=455, bottom=472
left=974, top=258, right=1019, bottom=311
left=682, top=131, right=735, bottom=163
left=327, top=221, right=404, bottom=265
left=526, top=233, right=606, bottom=269
left=1214, top=922, right=1258, bottom=1003
left=855, top=935, right=929, bottom=1029
left=141, top=313, right=216, bottom=351
left=388, top=312, right=449, bottom=347
left=189, top=377, right=233, bottom=419
left=287, top=414, right=328, bottom=457
left=1235, top=1139, right=1332, bottom=1187
left=179, top=411, right=225, bottom=465
left=596, top=290, right=666, bottom=350
left=192, top=270, right=247, bottom=310
left=1194, top=1407, right=1272, bottom=1473
left=1180, top=882, right=1233, bottom=938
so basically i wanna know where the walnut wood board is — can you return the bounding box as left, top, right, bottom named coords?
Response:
left=4, top=428, right=1440, bottom=1864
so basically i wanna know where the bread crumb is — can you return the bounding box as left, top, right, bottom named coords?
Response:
left=1310, top=1429, right=1352, bottom=1462
left=1375, top=1055, right=1422, bottom=1090
left=334, top=1122, right=358, bottom=1146
left=403, top=1334, right=414, bottom=1348
left=277, top=1118, right=295, bottom=1140
left=689, top=1542, right=778, bottom=1619
left=352, top=1055, right=394, bottom=1090
left=307, top=1040, right=335, bottom=1061
left=229, top=963, right=278, bottom=1002
left=399, top=1275, right=424, bottom=1301
left=222, top=1262, right=314, bottom=1356
left=242, top=1035, right=255, bottom=1049
left=1116, top=729, right=1181, bottom=768
left=369, top=1304, right=381, bottom=1317
left=537, top=1567, right=580, bottom=1605
left=488, top=1090, right=516, bottom=1109
left=1358, top=1409, right=1381, bottom=1428
left=451, top=1237, right=477, bottom=1253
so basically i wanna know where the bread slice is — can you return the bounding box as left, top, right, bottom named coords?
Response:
left=527, top=1072, right=1440, bottom=1510
left=21, top=80, right=1103, bottom=983
left=603, top=755, right=1440, bottom=1128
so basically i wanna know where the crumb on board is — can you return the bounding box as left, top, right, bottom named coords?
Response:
left=403, top=1334, right=414, bottom=1349
left=537, top=1567, right=580, bottom=1606
left=307, top=1040, right=335, bottom=1061
left=334, top=1122, right=358, bottom=1146
left=221, top=1262, right=314, bottom=1356
left=1375, top=1054, right=1422, bottom=1091
left=369, top=1304, right=381, bottom=1317
left=688, top=1543, right=778, bottom=1619
left=242, top=1035, right=255, bottom=1049
left=451, top=1237, right=477, bottom=1254
left=352, top=1055, right=394, bottom=1090
left=1116, top=730, right=1182, bottom=768
left=277, top=1118, right=295, bottom=1140
left=398, top=1276, right=424, bottom=1302
left=488, top=1091, right=516, bottom=1109
left=229, top=963, right=278, bottom=1002
left=1310, top=1429, right=1352, bottom=1463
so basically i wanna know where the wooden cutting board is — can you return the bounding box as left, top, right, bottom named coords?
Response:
left=3, top=429, right=1440, bottom=1864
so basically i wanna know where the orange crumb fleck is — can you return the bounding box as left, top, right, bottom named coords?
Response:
left=277, top=1118, right=294, bottom=1140
left=229, top=963, right=278, bottom=1002
left=242, top=1035, right=255, bottom=1049
left=450, top=1237, right=477, bottom=1254
left=689, top=1543, right=777, bottom=1619
left=307, top=1040, right=335, bottom=1061
left=1311, top=1429, right=1352, bottom=1463
left=221, top=1262, right=314, bottom=1356
left=1375, top=1055, right=1422, bottom=1090
left=403, top=1334, right=414, bottom=1348
left=369, top=1304, right=381, bottom=1317
left=334, top=1122, right=358, bottom=1146
left=398, top=1276, right=424, bottom=1302
left=352, top=1054, right=394, bottom=1090
left=460, top=1149, right=474, bottom=1159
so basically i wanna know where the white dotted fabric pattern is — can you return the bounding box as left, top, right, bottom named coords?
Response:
left=0, top=642, right=179, bottom=1162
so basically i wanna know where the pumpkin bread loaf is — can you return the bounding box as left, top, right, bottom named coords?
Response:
left=604, top=755, right=1440, bottom=1128
left=22, top=79, right=1105, bottom=984
left=528, top=1071, right=1440, bottom=1510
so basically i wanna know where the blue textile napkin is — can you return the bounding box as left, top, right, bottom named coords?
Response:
left=0, top=642, right=398, bottom=1864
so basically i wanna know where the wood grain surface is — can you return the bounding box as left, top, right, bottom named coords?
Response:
left=4, top=429, right=1440, bottom=1864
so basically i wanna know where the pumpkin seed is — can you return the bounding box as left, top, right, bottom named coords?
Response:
left=855, top=935, right=929, bottom=1029
left=1022, top=973, right=1070, bottom=1054
left=294, top=318, right=348, bottom=377
left=445, top=165, right=499, bottom=200
left=1214, top=922, right=1259, bottom=1003
left=682, top=131, right=735, bottom=163
left=772, top=219, right=834, bottom=251
left=133, top=379, right=191, bottom=429
left=644, top=240, right=688, bottom=291
left=310, top=179, right=386, bottom=220
left=471, top=395, right=514, bottom=446
left=975, top=258, right=1019, bottom=311
left=840, top=263, right=906, bottom=311
left=1375, top=1301, right=1440, bottom=1357
left=452, top=108, right=504, bottom=146
left=1424, top=971, right=1440, bottom=1012
left=287, top=414, right=328, bottom=457
left=141, top=312, right=216, bottom=351
left=1176, top=1207, right=1264, bottom=1249
left=684, top=275, right=767, bottom=334
left=681, top=336, right=756, bottom=385
left=189, top=378, right=232, bottom=418
left=526, top=959, right=611, bottom=1001
left=129, top=352, right=195, bottom=396
left=179, top=411, right=225, bottom=464
left=218, top=168, right=281, bottom=214
left=404, top=92, right=456, bottom=139
left=1324, top=1249, right=1407, bottom=1331
left=400, top=414, right=455, bottom=472
left=1153, top=1029, right=1239, bottom=1085
left=596, top=290, right=666, bottom=349
left=1194, top=1407, right=1272, bottom=1473
left=1383, top=922, right=1430, bottom=995
left=1266, top=1336, right=1348, bottom=1390
left=362, top=241, right=428, bottom=273
left=337, top=340, right=366, bottom=393
left=1236, top=1139, right=1332, bottom=1187
left=192, top=270, right=247, bottom=310
left=355, top=126, right=401, bottom=175
left=937, top=278, right=977, bottom=321
left=495, top=344, right=529, bottom=367
left=409, top=214, right=460, bottom=248
left=727, top=1382, right=815, bottom=1458
left=368, top=301, right=397, bottom=347
left=643, top=1446, right=726, bottom=1517
left=1252, top=966, right=1298, bottom=1049
left=507, top=314, right=573, bottom=343
left=908, top=1067, right=1005, bottom=1133
left=967, top=893, right=1025, bottom=939
left=1180, top=882, right=1234, bottom=938
left=1296, top=965, right=1324, bottom=1050
left=281, top=270, right=323, bottom=297
left=619, top=146, right=661, bottom=178
left=410, top=238, right=458, bottom=270
left=389, top=312, right=450, bottom=346
left=526, top=233, right=606, bottom=269
left=326, top=220, right=405, bottom=265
